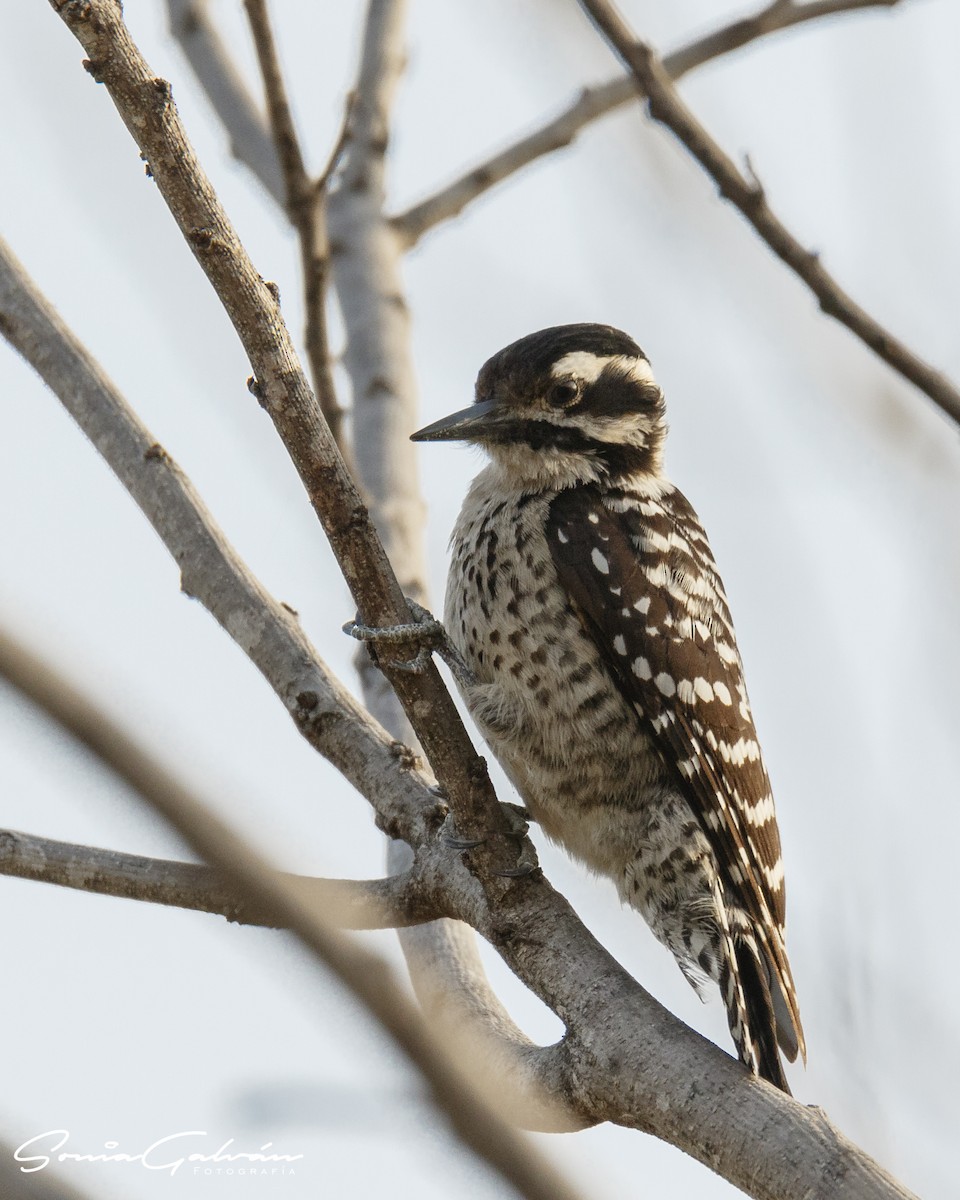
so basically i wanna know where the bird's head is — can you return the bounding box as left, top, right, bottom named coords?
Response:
left=411, top=324, right=666, bottom=489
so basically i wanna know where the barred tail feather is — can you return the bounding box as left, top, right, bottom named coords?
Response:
left=724, top=932, right=791, bottom=1094
left=757, top=925, right=804, bottom=1065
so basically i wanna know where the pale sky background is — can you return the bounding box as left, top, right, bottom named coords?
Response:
left=1, top=1, right=958, bottom=1197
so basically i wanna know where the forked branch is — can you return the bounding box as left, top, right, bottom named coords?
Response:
left=243, top=0, right=350, bottom=451
left=392, top=0, right=906, bottom=245
left=0, top=627, right=585, bottom=1200
left=576, top=0, right=960, bottom=424
left=24, top=5, right=924, bottom=1194
left=49, top=0, right=518, bottom=865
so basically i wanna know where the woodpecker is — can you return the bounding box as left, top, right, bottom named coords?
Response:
left=411, top=323, right=805, bottom=1091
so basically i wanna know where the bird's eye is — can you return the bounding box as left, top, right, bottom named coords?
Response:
left=548, top=378, right=581, bottom=408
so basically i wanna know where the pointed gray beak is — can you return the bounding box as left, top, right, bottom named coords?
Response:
left=410, top=398, right=498, bottom=443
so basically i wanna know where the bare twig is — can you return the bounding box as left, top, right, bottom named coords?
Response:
left=0, top=828, right=432, bottom=929
left=393, top=0, right=905, bottom=245
left=0, top=627, right=587, bottom=1200
left=49, top=0, right=517, bottom=861
left=243, top=0, right=350, bottom=451
left=575, top=0, right=960, bottom=424
left=242, top=0, right=306, bottom=211
left=165, top=0, right=283, bottom=203
left=657, top=0, right=904, bottom=78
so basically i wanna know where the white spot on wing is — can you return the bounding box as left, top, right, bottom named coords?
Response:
left=613, top=634, right=627, bottom=656
left=655, top=672, right=676, bottom=697
left=556, top=529, right=569, bottom=544
left=713, top=681, right=732, bottom=706
left=591, top=548, right=610, bottom=574
left=632, top=656, right=652, bottom=680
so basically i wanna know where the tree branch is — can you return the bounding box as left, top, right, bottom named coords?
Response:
left=0, top=828, right=433, bottom=930
left=1, top=228, right=915, bottom=1196
left=0, top=233, right=431, bottom=840
left=243, top=0, right=350, bottom=451
left=165, top=0, right=283, bottom=204
left=26, top=7, right=925, bottom=1192
left=326, top=0, right=534, bottom=1133
left=0, top=627, right=586, bottom=1200
left=575, top=0, right=960, bottom=425
left=392, top=0, right=905, bottom=246
left=49, top=0, right=518, bottom=862
left=0, top=238, right=576, bottom=1134
left=328, top=0, right=431, bottom=734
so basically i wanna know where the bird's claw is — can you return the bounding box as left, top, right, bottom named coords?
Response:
left=342, top=599, right=477, bottom=686
left=342, top=600, right=445, bottom=674
left=442, top=806, right=537, bottom=875
left=500, top=802, right=533, bottom=839
left=443, top=832, right=488, bottom=850
left=492, top=861, right=538, bottom=879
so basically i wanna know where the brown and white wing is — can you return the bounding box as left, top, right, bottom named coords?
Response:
left=547, top=483, right=804, bottom=1065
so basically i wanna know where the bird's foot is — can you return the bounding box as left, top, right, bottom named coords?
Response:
left=442, top=804, right=537, bottom=877
left=343, top=599, right=477, bottom=687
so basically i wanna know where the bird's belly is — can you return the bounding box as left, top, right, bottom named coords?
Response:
left=445, top=489, right=724, bottom=988
left=446, top=517, right=666, bottom=878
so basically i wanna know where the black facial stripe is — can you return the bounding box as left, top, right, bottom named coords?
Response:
left=491, top=420, right=657, bottom=477
left=569, top=374, right=663, bottom=420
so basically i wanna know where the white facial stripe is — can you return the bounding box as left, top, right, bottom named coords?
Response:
left=528, top=407, right=660, bottom=446
left=550, top=351, right=656, bottom=386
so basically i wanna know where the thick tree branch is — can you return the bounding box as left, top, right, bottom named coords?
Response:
left=328, top=0, right=430, bottom=734
left=576, top=0, right=960, bottom=425
left=0, top=628, right=586, bottom=1200
left=48, top=0, right=518, bottom=861
left=243, top=0, right=350, bottom=451
left=1, top=238, right=916, bottom=1200
left=165, top=0, right=283, bottom=203
left=0, top=235, right=572, bottom=1133
left=0, top=821, right=581, bottom=1130
left=327, top=0, right=530, bottom=1127
left=0, top=828, right=433, bottom=930
left=392, top=0, right=905, bottom=246
left=0, top=234, right=431, bottom=839
left=24, top=7, right=924, bottom=1192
